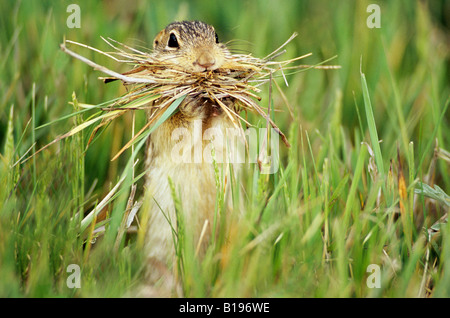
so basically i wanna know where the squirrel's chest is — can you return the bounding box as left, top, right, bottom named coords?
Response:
left=144, top=111, right=236, bottom=218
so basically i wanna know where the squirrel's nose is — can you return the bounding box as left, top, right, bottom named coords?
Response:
left=196, top=51, right=216, bottom=70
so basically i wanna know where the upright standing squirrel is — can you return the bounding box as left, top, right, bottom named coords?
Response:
left=142, top=21, right=240, bottom=294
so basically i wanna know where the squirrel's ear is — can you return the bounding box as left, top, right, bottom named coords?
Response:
left=153, top=30, right=165, bottom=49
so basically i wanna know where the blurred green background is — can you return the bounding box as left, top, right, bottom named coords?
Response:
left=0, top=0, right=448, bottom=297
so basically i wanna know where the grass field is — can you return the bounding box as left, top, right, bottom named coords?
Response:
left=0, top=0, right=449, bottom=297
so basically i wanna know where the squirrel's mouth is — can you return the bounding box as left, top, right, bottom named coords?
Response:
left=191, top=65, right=216, bottom=73
left=192, top=50, right=220, bottom=73
left=191, top=62, right=220, bottom=73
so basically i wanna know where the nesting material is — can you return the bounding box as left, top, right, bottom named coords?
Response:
left=58, top=33, right=339, bottom=160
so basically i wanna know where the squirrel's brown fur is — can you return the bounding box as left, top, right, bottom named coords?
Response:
left=142, top=21, right=240, bottom=296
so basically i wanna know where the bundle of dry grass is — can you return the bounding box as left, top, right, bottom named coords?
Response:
left=53, top=34, right=338, bottom=161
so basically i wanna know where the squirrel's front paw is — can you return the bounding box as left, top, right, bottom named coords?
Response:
left=179, top=95, right=206, bottom=118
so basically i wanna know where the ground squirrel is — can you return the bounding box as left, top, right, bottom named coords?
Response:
left=142, top=21, right=241, bottom=294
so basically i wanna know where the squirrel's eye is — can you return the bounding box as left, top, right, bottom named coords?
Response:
left=168, top=33, right=179, bottom=48
left=215, top=33, right=219, bottom=44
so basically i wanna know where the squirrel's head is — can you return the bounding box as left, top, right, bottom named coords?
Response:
left=153, top=21, right=230, bottom=73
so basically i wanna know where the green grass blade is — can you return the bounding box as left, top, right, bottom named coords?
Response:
left=360, top=69, right=384, bottom=180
